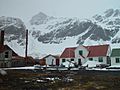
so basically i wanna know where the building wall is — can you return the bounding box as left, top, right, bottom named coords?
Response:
left=45, top=56, right=56, bottom=65
left=60, top=57, right=108, bottom=66
left=106, top=46, right=111, bottom=56
left=74, top=57, right=87, bottom=65
left=60, top=57, right=87, bottom=67
left=86, top=57, right=107, bottom=64
left=0, top=61, right=11, bottom=67
left=111, top=57, right=120, bottom=66
left=12, top=60, right=25, bottom=67
left=60, top=58, right=75, bottom=65
left=75, top=45, right=89, bottom=58
left=0, top=50, right=12, bottom=68
left=0, top=50, right=12, bottom=60
left=74, top=45, right=89, bottom=65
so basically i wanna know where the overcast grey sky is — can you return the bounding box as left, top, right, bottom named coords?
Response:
left=0, top=0, right=120, bottom=22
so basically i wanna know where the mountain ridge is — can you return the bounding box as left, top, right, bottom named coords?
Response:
left=0, top=8, right=120, bottom=58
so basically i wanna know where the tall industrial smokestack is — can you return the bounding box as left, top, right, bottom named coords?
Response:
left=0, top=30, right=4, bottom=46
left=25, top=29, right=28, bottom=65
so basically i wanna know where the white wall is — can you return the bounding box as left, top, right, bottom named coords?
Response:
left=75, top=45, right=89, bottom=58
left=86, top=57, right=107, bottom=64
left=74, top=57, right=87, bottom=65
left=60, top=57, right=86, bottom=65
left=60, top=58, right=75, bottom=64
left=74, top=45, right=89, bottom=65
left=111, top=57, right=120, bottom=66
left=106, top=46, right=111, bottom=56
left=45, top=56, right=56, bottom=65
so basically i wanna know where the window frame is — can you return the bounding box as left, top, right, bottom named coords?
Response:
left=79, top=50, right=83, bottom=55
left=116, top=58, right=120, bottom=63
left=5, top=52, right=9, bottom=58
left=71, top=59, right=74, bottom=61
left=98, top=57, right=103, bottom=62
left=89, top=58, right=93, bottom=61
left=62, top=59, right=65, bottom=62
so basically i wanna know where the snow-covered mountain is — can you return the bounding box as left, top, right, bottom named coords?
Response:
left=29, top=9, right=120, bottom=45
left=92, top=9, right=120, bottom=43
left=0, top=16, right=26, bottom=56
left=0, top=16, right=26, bottom=44
left=0, top=9, right=120, bottom=58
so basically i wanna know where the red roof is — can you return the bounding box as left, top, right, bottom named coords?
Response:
left=60, top=45, right=109, bottom=58
left=60, top=47, right=76, bottom=58
left=86, top=44, right=109, bottom=57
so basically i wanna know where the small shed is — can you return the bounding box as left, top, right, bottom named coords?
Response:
left=41, top=54, right=60, bottom=66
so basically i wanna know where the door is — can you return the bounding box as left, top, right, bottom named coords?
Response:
left=107, top=56, right=111, bottom=65
left=78, top=59, right=82, bottom=66
left=56, top=59, right=59, bottom=66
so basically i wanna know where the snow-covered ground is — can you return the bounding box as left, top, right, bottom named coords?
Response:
left=3, top=66, right=35, bottom=70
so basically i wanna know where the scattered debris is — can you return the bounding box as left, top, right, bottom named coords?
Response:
left=0, top=69, right=7, bottom=75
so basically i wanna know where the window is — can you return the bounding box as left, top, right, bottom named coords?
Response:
left=5, top=52, right=9, bottom=58
left=116, top=58, right=120, bottom=63
left=79, top=50, right=83, bottom=55
left=62, top=59, right=65, bottom=62
left=1, top=63, right=3, bottom=67
left=71, top=59, right=74, bottom=61
left=99, top=57, right=103, bottom=62
left=89, top=58, right=93, bottom=61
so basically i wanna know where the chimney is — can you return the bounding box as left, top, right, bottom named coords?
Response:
left=0, top=30, right=4, bottom=46
left=25, top=29, right=28, bottom=65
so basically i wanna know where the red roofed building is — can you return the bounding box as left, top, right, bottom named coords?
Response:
left=0, top=45, right=12, bottom=67
left=0, top=30, right=34, bottom=67
left=85, top=45, right=111, bottom=65
left=60, top=44, right=111, bottom=66
left=0, top=30, right=13, bottom=67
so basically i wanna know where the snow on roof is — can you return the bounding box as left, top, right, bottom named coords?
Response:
left=82, top=61, right=101, bottom=67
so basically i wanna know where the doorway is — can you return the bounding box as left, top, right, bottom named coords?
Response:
left=78, top=59, right=82, bottom=66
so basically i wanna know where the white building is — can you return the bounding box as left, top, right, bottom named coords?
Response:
left=60, top=44, right=111, bottom=66
left=42, top=54, right=60, bottom=66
